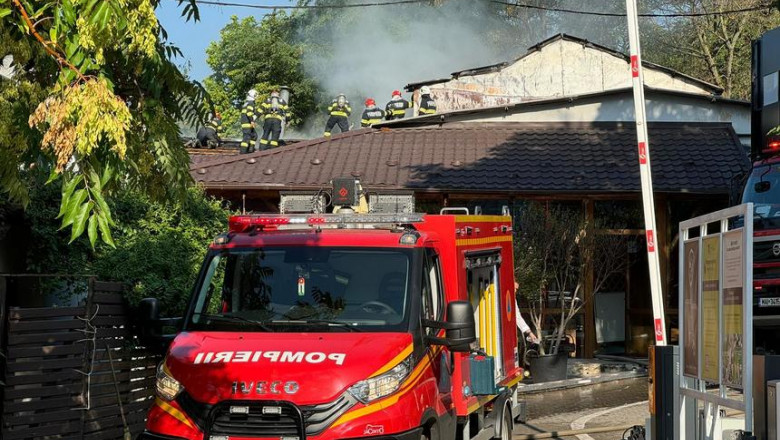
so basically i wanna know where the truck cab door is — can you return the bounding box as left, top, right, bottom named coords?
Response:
left=422, top=249, right=455, bottom=437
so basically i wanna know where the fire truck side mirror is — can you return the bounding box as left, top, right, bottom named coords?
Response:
left=444, top=301, right=477, bottom=352
left=138, top=298, right=163, bottom=348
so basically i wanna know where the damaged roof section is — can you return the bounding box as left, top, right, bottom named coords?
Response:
left=191, top=122, right=748, bottom=195
left=404, top=34, right=723, bottom=113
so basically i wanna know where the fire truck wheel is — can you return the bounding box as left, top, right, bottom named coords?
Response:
left=422, top=421, right=439, bottom=440
left=499, top=406, right=513, bottom=440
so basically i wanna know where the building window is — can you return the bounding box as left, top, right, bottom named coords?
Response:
left=764, top=71, right=779, bottom=106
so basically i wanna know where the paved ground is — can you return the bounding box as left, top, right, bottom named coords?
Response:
left=513, top=377, right=649, bottom=440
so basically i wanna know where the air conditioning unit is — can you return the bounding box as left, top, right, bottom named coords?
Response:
left=279, top=192, right=326, bottom=214
left=368, top=193, right=415, bottom=214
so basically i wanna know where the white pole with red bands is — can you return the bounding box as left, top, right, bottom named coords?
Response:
left=626, top=0, right=668, bottom=345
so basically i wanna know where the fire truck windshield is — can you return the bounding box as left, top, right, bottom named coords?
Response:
left=185, top=247, right=415, bottom=332
left=743, top=163, right=780, bottom=231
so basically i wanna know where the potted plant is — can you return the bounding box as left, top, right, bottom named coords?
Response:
left=514, top=203, right=629, bottom=382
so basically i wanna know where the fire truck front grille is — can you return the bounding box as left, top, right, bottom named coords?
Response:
left=209, top=401, right=305, bottom=438
left=301, top=393, right=357, bottom=435
left=174, top=392, right=357, bottom=438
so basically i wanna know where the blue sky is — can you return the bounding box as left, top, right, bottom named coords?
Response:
left=156, top=0, right=286, bottom=81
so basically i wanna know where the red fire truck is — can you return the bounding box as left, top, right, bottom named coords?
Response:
left=741, top=26, right=780, bottom=353
left=138, top=184, right=524, bottom=440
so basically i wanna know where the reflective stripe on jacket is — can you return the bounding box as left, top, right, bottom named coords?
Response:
left=328, top=100, right=352, bottom=117
left=419, top=96, right=437, bottom=115
left=361, top=107, right=385, bottom=126
left=240, top=100, right=256, bottom=126
left=385, top=98, right=412, bottom=118
left=261, top=97, right=289, bottom=120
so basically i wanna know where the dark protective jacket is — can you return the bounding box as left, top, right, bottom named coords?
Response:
left=240, top=100, right=256, bottom=129
left=385, top=97, right=412, bottom=120
left=419, top=95, right=437, bottom=115
left=261, top=97, right=289, bottom=120
left=328, top=99, right=352, bottom=117
left=361, top=107, right=386, bottom=127
left=206, top=116, right=223, bottom=135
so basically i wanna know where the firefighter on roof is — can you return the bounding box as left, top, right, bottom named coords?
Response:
left=259, top=90, right=289, bottom=149
left=196, top=111, right=223, bottom=148
left=240, top=89, right=258, bottom=153
left=418, top=86, right=437, bottom=116
left=385, top=90, right=412, bottom=120
left=324, top=94, right=351, bottom=137
left=360, top=98, right=385, bottom=127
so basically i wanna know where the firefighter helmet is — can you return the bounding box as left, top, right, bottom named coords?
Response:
left=247, top=89, right=258, bottom=100
left=421, top=86, right=431, bottom=95
left=365, top=98, right=375, bottom=107
left=392, top=90, right=402, bottom=97
left=337, top=94, right=347, bottom=105
left=271, top=90, right=280, bottom=98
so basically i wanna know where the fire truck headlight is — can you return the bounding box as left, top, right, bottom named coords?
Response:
left=156, top=363, right=183, bottom=401
left=348, top=355, right=412, bottom=404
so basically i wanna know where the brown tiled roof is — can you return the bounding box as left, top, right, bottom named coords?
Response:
left=190, top=122, right=749, bottom=195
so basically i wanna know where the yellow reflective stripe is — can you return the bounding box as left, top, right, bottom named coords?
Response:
left=156, top=398, right=195, bottom=429
left=370, top=344, right=413, bottom=378
left=392, top=110, right=405, bottom=115
left=266, top=114, right=284, bottom=120
left=332, top=347, right=440, bottom=428
left=361, top=119, right=371, bottom=125
left=324, top=132, right=332, bottom=137
left=270, top=141, right=279, bottom=146
left=419, top=108, right=436, bottom=114
left=455, top=235, right=513, bottom=246
left=259, top=139, right=269, bottom=144
left=241, top=123, right=252, bottom=128
left=330, top=111, right=348, bottom=117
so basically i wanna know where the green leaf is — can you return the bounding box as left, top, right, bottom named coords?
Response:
left=0, top=8, right=12, bottom=19
left=87, top=213, right=98, bottom=249
left=92, top=189, right=113, bottom=225
left=49, top=26, right=57, bottom=43
left=88, top=167, right=101, bottom=193
left=100, top=165, right=114, bottom=188
left=62, top=0, right=75, bottom=22
left=60, top=188, right=87, bottom=228
left=89, top=0, right=108, bottom=27
left=97, top=212, right=116, bottom=248
left=69, top=200, right=93, bottom=243
left=57, top=175, right=82, bottom=219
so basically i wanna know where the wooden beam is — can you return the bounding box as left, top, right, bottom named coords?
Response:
left=584, top=199, right=596, bottom=358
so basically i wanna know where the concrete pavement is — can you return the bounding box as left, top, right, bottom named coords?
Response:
left=513, top=377, right=649, bottom=439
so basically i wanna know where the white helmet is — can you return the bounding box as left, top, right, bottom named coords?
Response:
left=247, top=89, right=258, bottom=100
left=420, top=85, right=431, bottom=95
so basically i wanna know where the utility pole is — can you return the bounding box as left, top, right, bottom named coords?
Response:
left=625, top=0, right=667, bottom=345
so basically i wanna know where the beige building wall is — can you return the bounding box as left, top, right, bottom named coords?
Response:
left=425, top=39, right=716, bottom=113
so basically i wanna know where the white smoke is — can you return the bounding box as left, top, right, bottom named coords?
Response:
left=299, top=1, right=517, bottom=122
left=294, top=0, right=631, bottom=136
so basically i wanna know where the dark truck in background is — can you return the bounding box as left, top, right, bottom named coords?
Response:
left=741, top=26, right=780, bottom=353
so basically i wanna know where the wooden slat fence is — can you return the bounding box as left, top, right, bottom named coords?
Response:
left=2, top=280, right=161, bottom=440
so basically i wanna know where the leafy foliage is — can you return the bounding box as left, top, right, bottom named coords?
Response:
left=514, top=203, right=630, bottom=355
left=0, top=0, right=211, bottom=247
left=204, top=14, right=318, bottom=129
left=643, top=0, right=780, bottom=99
left=20, top=176, right=231, bottom=316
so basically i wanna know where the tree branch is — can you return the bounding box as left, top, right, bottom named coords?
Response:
left=11, top=0, right=87, bottom=82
